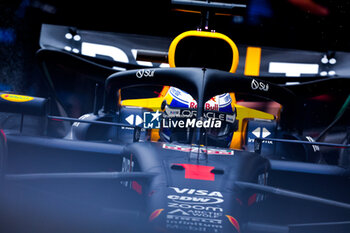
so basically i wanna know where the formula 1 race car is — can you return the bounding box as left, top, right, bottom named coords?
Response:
left=1, top=1, right=350, bottom=233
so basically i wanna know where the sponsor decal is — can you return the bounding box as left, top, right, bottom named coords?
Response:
left=166, top=215, right=223, bottom=232
left=190, top=210, right=220, bottom=219
left=169, top=187, right=223, bottom=197
left=169, top=87, right=232, bottom=112
left=167, top=215, right=222, bottom=224
left=165, top=108, right=226, bottom=121
left=205, top=149, right=234, bottom=155
left=166, top=187, right=225, bottom=232
left=125, top=114, right=143, bottom=126
left=251, top=79, right=269, bottom=91
left=204, top=98, right=219, bottom=111
left=164, top=107, right=181, bottom=117
left=189, top=101, right=197, bottom=108
left=163, top=144, right=234, bottom=155
left=167, top=195, right=223, bottom=205
left=163, top=144, right=193, bottom=152
left=226, top=215, right=240, bottom=233
left=167, top=207, right=223, bottom=219
left=248, top=138, right=273, bottom=144
left=149, top=209, right=164, bottom=222
left=168, top=203, right=223, bottom=212
left=168, top=208, right=189, bottom=215
left=136, top=69, right=155, bottom=78
left=252, top=127, right=271, bottom=138
left=248, top=127, right=273, bottom=144
left=189, top=101, right=219, bottom=111
left=1, top=94, right=33, bottom=102
left=167, top=188, right=224, bottom=204
left=189, top=94, right=232, bottom=110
